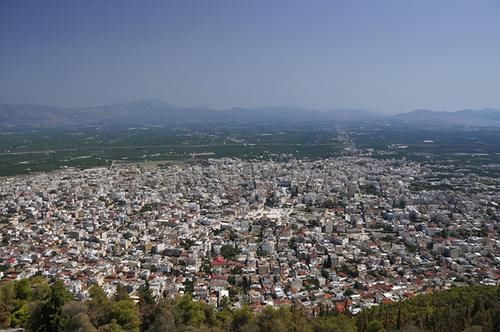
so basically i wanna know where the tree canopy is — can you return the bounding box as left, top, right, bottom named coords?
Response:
left=0, top=277, right=498, bottom=332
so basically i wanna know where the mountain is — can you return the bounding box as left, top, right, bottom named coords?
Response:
left=0, top=100, right=211, bottom=128
left=393, top=108, right=500, bottom=127
left=0, top=100, right=382, bottom=128
left=1, top=100, right=500, bottom=128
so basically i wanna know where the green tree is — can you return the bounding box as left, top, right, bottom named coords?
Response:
left=110, top=300, right=141, bottom=332
left=215, top=306, right=233, bottom=332
left=138, top=281, right=156, bottom=331
left=183, top=279, right=194, bottom=295
left=367, top=320, right=386, bottom=332
left=0, top=281, right=15, bottom=328
left=98, top=319, right=123, bottom=332
left=289, top=305, right=311, bottom=332
left=174, top=295, right=207, bottom=328
left=0, top=302, right=11, bottom=328
left=88, top=285, right=112, bottom=327
left=257, top=306, right=296, bottom=332
left=14, top=278, right=32, bottom=301
left=146, top=300, right=177, bottom=332
left=114, top=284, right=131, bottom=302
left=10, top=303, right=30, bottom=327
left=312, top=315, right=356, bottom=332
left=30, top=276, right=51, bottom=301
left=34, top=280, right=73, bottom=332
left=231, top=306, right=254, bottom=332
left=220, top=245, right=241, bottom=260
left=65, top=312, right=97, bottom=332
left=62, top=301, right=96, bottom=332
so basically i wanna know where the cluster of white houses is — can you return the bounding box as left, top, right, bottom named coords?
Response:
left=0, top=156, right=498, bottom=313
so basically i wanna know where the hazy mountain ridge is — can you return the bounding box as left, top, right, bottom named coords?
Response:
left=0, top=100, right=499, bottom=128
left=394, top=108, right=500, bottom=127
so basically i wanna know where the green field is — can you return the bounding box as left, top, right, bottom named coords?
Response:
left=2, top=124, right=500, bottom=177
left=0, top=126, right=345, bottom=176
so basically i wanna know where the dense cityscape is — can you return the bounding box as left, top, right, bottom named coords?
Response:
left=1, top=156, right=498, bottom=317
left=3, top=1, right=500, bottom=330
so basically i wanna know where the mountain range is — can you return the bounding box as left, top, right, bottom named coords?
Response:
left=0, top=99, right=499, bottom=128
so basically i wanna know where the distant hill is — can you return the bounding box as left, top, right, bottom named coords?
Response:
left=0, top=100, right=381, bottom=128
left=1, top=100, right=500, bottom=128
left=393, top=108, right=500, bottom=127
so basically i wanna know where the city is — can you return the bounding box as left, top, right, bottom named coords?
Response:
left=2, top=0, right=500, bottom=330
left=1, top=156, right=497, bottom=317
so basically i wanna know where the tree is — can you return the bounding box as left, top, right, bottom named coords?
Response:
left=220, top=245, right=241, bottom=260
left=323, top=255, right=332, bottom=269
left=113, top=284, right=130, bottom=302
left=65, top=313, right=96, bottom=332
left=201, top=260, right=212, bottom=274
left=109, top=300, right=141, bottom=332
left=62, top=301, right=96, bottom=332
left=14, top=278, right=32, bottom=301
left=257, top=306, right=294, bottom=332
left=216, top=304, right=233, bottom=331
left=138, top=281, right=155, bottom=331
left=241, top=276, right=250, bottom=293
left=174, top=295, right=206, bottom=329
left=0, top=277, right=497, bottom=332
left=183, top=279, right=194, bottom=295
left=97, top=319, right=123, bottom=332
left=231, top=306, right=254, bottom=332
left=35, top=280, right=73, bottom=332
left=367, top=320, right=386, bottom=332
left=0, top=301, right=11, bottom=328
left=312, top=315, right=357, bottom=332
left=289, top=305, right=311, bottom=332
left=10, top=303, right=30, bottom=327
left=30, top=276, right=51, bottom=301
left=146, top=300, right=177, bottom=332
left=88, top=285, right=111, bottom=327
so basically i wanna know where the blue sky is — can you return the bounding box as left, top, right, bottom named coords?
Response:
left=1, top=0, right=500, bottom=113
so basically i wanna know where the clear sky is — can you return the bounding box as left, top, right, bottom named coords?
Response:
left=1, top=0, right=500, bottom=113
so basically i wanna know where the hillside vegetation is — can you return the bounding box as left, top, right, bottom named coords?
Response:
left=0, top=277, right=498, bottom=332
